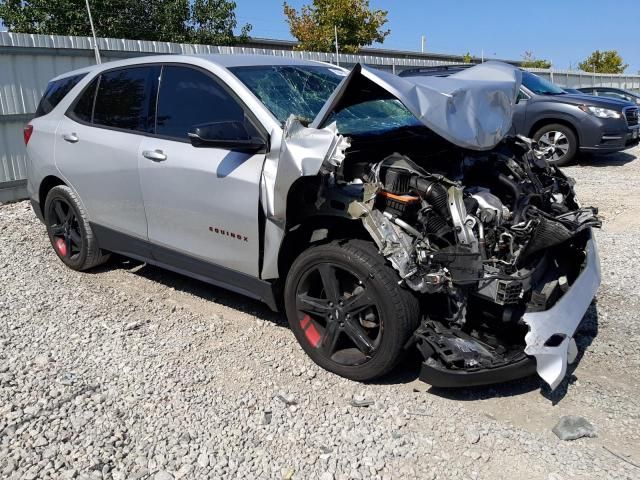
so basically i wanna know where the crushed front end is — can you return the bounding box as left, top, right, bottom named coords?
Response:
left=270, top=62, right=601, bottom=390
left=346, top=138, right=601, bottom=390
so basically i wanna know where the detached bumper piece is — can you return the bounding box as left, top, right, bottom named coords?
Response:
left=522, top=232, right=600, bottom=390
left=414, top=323, right=536, bottom=388
left=419, top=356, right=537, bottom=388
left=415, top=230, right=599, bottom=390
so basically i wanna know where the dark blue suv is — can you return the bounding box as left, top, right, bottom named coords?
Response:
left=400, top=66, right=639, bottom=165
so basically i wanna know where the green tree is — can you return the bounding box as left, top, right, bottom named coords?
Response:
left=191, top=0, right=251, bottom=44
left=283, top=0, right=390, bottom=53
left=520, top=51, right=551, bottom=69
left=578, top=50, right=627, bottom=74
left=0, top=0, right=251, bottom=45
left=461, top=52, right=472, bottom=63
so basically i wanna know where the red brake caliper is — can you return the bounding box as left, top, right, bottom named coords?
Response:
left=300, top=314, right=321, bottom=348
left=55, top=238, right=68, bottom=257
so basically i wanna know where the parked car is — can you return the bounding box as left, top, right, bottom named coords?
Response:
left=26, top=57, right=601, bottom=390
left=578, top=86, right=640, bottom=106
left=401, top=66, right=640, bottom=165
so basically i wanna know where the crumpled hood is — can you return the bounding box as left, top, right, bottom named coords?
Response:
left=312, top=61, right=522, bottom=151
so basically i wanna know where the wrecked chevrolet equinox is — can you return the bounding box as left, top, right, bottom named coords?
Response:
left=26, top=56, right=601, bottom=390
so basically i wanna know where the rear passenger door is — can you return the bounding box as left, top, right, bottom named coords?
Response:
left=138, top=65, right=267, bottom=277
left=56, top=65, right=159, bottom=240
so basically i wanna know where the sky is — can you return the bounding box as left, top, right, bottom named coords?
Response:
left=236, top=0, right=640, bottom=73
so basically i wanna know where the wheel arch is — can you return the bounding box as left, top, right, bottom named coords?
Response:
left=277, top=176, right=370, bottom=282
left=277, top=215, right=369, bottom=283
left=528, top=118, right=580, bottom=145
left=38, top=175, right=67, bottom=217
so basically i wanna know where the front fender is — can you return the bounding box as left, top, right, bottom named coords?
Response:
left=260, top=117, right=350, bottom=280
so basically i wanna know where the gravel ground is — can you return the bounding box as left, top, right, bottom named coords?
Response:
left=1, top=146, right=639, bottom=480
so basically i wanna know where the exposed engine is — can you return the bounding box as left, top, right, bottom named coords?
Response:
left=275, top=62, right=601, bottom=389
left=339, top=136, right=601, bottom=384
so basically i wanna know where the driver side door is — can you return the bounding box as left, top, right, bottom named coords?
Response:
left=138, top=64, right=267, bottom=277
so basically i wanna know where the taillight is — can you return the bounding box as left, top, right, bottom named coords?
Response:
left=23, top=124, right=33, bottom=145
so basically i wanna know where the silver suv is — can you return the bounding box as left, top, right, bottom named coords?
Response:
left=26, top=56, right=601, bottom=390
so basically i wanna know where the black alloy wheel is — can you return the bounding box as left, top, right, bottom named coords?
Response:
left=285, top=239, right=420, bottom=381
left=295, top=262, right=383, bottom=367
left=47, top=197, right=82, bottom=261
left=44, top=185, right=109, bottom=271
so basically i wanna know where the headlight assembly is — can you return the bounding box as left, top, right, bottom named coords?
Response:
left=579, top=105, right=622, bottom=119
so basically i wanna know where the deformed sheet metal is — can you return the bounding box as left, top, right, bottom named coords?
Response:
left=313, top=62, right=522, bottom=151
left=522, top=231, right=600, bottom=390
left=259, top=117, right=350, bottom=279
left=261, top=61, right=520, bottom=278
left=267, top=116, right=350, bottom=223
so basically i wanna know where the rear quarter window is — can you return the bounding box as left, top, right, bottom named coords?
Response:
left=70, top=77, right=99, bottom=123
left=35, top=73, right=87, bottom=118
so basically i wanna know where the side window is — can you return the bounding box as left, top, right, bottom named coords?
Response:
left=602, top=91, right=629, bottom=102
left=71, top=77, right=99, bottom=123
left=156, top=66, right=245, bottom=140
left=93, top=67, right=154, bottom=132
left=516, top=90, right=529, bottom=101
left=34, top=73, right=87, bottom=117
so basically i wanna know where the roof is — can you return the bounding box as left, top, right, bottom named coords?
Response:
left=51, top=53, right=329, bottom=81
left=398, top=64, right=473, bottom=77
left=196, top=54, right=326, bottom=68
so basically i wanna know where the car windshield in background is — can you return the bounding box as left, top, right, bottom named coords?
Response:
left=522, top=71, right=566, bottom=95
left=230, top=65, right=422, bottom=135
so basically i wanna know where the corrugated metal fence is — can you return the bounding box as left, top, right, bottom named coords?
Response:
left=2, top=32, right=640, bottom=202
left=527, top=67, right=640, bottom=91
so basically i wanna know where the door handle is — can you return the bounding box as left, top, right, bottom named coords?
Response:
left=62, top=133, right=79, bottom=143
left=142, top=149, right=167, bottom=162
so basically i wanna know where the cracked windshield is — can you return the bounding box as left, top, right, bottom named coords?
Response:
left=231, top=65, right=420, bottom=135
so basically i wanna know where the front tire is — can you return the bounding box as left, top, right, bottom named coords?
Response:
left=284, top=239, right=420, bottom=381
left=44, top=185, right=110, bottom=271
left=533, top=123, right=578, bottom=166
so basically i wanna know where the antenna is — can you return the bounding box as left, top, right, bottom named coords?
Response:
left=85, top=0, right=101, bottom=64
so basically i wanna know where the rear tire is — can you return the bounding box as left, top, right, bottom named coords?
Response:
left=284, top=239, right=420, bottom=381
left=44, top=185, right=110, bottom=271
left=533, top=123, right=578, bottom=166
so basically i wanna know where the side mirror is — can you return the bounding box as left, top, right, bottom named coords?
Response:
left=188, top=121, right=266, bottom=152
left=516, top=90, right=529, bottom=104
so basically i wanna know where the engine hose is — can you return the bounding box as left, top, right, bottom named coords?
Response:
left=409, top=176, right=450, bottom=219
left=497, top=173, right=520, bottom=208
left=472, top=215, right=487, bottom=260
left=382, top=211, right=425, bottom=240
left=497, top=173, right=525, bottom=223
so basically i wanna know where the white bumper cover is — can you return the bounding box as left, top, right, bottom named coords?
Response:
left=522, top=231, right=601, bottom=390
